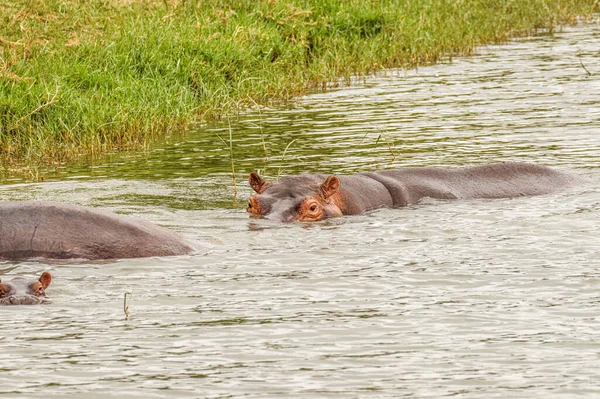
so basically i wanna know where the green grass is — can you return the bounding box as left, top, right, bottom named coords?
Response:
left=0, top=0, right=597, bottom=170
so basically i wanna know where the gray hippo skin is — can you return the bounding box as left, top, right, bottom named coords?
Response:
left=247, top=162, right=577, bottom=222
left=0, top=201, right=194, bottom=260
left=0, top=272, right=52, bottom=305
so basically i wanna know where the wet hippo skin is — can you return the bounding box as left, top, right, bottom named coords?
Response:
left=0, top=272, right=52, bottom=305
left=247, top=162, right=577, bottom=222
left=0, top=201, right=194, bottom=260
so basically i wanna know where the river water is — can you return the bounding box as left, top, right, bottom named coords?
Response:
left=1, top=23, right=600, bottom=398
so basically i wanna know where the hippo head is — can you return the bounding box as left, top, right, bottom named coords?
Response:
left=247, top=173, right=343, bottom=222
left=0, top=272, right=52, bottom=305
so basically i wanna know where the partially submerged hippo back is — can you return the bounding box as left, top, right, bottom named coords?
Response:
left=247, top=162, right=577, bottom=222
left=0, top=272, right=52, bottom=305
left=0, top=201, right=194, bottom=260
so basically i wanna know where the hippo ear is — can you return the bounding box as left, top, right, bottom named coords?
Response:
left=39, top=272, right=52, bottom=288
left=320, top=176, right=340, bottom=199
left=249, top=172, right=268, bottom=194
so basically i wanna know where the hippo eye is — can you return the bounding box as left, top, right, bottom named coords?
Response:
left=309, top=204, right=318, bottom=212
left=247, top=201, right=252, bottom=209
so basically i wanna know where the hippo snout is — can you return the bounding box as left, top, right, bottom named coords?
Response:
left=261, top=199, right=300, bottom=223
left=0, top=295, right=50, bottom=306
left=265, top=211, right=295, bottom=223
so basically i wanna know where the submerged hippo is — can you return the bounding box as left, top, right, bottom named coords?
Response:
left=0, top=201, right=193, bottom=260
left=0, top=272, right=52, bottom=305
left=247, top=162, right=577, bottom=222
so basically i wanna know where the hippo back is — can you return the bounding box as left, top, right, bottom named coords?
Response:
left=365, top=163, right=577, bottom=206
left=0, top=201, right=193, bottom=260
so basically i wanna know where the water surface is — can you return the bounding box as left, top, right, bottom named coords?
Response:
left=1, top=23, right=600, bottom=398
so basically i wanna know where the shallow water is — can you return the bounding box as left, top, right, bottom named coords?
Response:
left=1, top=23, right=600, bottom=398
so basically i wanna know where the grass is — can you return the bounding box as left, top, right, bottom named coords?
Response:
left=0, top=0, right=598, bottom=172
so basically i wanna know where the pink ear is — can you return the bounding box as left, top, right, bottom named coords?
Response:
left=320, top=176, right=340, bottom=199
left=249, top=172, right=268, bottom=194
left=39, top=272, right=52, bottom=288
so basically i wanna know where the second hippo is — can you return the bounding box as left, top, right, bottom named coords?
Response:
left=0, top=201, right=194, bottom=260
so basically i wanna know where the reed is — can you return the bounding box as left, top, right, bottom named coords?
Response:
left=124, top=291, right=133, bottom=321
left=1, top=0, right=597, bottom=170
left=276, top=138, right=299, bottom=179
left=216, top=119, right=238, bottom=203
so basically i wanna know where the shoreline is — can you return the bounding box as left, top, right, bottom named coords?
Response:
left=1, top=0, right=598, bottom=178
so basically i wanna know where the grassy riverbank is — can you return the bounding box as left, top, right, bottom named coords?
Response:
left=0, top=0, right=597, bottom=170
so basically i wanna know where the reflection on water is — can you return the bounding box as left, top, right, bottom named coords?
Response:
left=1, top=24, right=600, bottom=398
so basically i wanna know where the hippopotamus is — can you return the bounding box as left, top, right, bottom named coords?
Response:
left=0, top=201, right=193, bottom=260
left=247, top=162, right=577, bottom=222
left=0, top=271, right=52, bottom=305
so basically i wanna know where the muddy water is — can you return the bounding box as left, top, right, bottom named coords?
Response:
left=1, top=23, right=600, bottom=398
